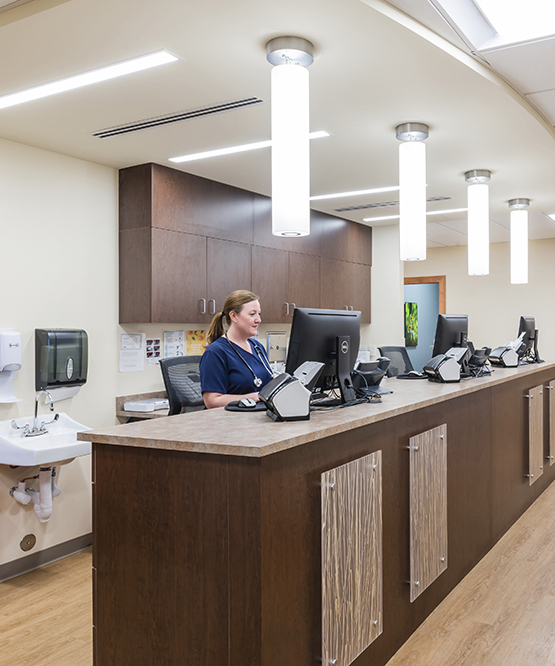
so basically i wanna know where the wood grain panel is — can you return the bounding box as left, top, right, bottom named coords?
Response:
left=548, top=381, right=555, bottom=466
left=409, top=424, right=448, bottom=602
left=119, top=227, right=152, bottom=323
left=528, top=384, right=544, bottom=485
left=251, top=245, right=289, bottom=323
left=321, top=451, right=383, bottom=666
left=288, top=252, right=320, bottom=310
left=206, top=238, right=252, bottom=315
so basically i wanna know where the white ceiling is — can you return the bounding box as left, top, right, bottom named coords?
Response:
left=2, top=0, right=555, bottom=248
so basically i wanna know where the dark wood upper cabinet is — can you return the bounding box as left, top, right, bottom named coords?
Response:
left=119, top=163, right=372, bottom=323
left=318, top=211, right=373, bottom=265
left=120, top=163, right=254, bottom=244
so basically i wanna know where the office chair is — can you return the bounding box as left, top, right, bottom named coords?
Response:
left=159, top=356, right=205, bottom=415
left=378, top=346, right=422, bottom=378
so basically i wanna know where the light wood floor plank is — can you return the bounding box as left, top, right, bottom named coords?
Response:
left=386, top=480, right=555, bottom=666
left=0, top=549, right=92, bottom=666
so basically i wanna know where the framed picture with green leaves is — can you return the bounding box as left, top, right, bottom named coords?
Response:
left=405, top=302, right=418, bottom=347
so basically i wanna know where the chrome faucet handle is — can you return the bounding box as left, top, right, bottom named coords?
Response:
left=11, top=420, right=28, bottom=431
left=41, top=413, right=60, bottom=426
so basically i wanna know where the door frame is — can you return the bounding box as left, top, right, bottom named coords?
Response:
left=404, top=275, right=446, bottom=314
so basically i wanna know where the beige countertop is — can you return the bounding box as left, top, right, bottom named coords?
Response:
left=80, top=362, right=555, bottom=458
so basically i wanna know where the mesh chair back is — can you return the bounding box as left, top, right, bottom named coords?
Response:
left=378, top=346, right=414, bottom=377
left=159, top=356, right=204, bottom=415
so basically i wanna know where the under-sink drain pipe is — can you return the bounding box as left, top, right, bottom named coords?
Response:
left=11, top=467, right=60, bottom=522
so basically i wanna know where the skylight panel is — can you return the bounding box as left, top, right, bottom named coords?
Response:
left=474, top=0, right=555, bottom=48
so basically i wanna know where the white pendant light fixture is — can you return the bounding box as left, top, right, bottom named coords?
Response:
left=509, top=198, right=530, bottom=284
left=266, top=36, right=314, bottom=237
left=396, top=123, right=429, bottom=261
left=465, top=170, right=491, bottom=276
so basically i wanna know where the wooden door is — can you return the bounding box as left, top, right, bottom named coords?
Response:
left=320, top=258, right=371, bottom=323
left=251, top=246, right=288, bottom=323
left=288, top=252, right=320, bottom=311
left=207, top=238, right=252, bottom=319
left=151, top=229, right=207, bottom=323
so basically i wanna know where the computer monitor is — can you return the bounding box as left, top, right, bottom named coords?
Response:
left=285, top=307, right=361, bottom=403
left=517, top=316, right=540, bottom=362
left=432, top=314, right=469, bottom=357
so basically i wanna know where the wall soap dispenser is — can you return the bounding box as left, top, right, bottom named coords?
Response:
left=0, top=328, right=22, bottom=402
left=35, top=329, right=88, bottom=400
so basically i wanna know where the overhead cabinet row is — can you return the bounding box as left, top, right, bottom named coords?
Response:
left=119, top=163, right=372, bottom=324
left=119, top=229, right=371, bottom=324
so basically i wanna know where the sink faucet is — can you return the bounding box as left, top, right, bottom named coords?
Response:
left=32, top=390, right=55, bottom=434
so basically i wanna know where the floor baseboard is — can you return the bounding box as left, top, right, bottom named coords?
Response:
left=0, top=534, right=92, bottom=583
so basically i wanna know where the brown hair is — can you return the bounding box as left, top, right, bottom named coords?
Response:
left=205, top=290, right=259, bottom=346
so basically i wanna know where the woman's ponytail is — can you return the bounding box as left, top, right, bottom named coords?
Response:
left=205, top=290, right=259, bottom=346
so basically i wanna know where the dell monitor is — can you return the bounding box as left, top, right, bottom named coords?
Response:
left=432, top=314, right=469, bottom=357
left=285, top=307, right=361, bottom=404
left=517, top=316, right=541, bottom=363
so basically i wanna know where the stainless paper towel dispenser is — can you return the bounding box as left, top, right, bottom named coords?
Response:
left=35, top=329, right=88, bottom=391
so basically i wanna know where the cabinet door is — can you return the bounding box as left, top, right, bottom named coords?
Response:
left=548, top=381, right=555, bottom=466
left=288, top=252, right=320, bottom=311
left=319, top=212, right=373, bottom=265
left=409, top=424, right=448, bottom=602
left=320, top=258, right=371, bottom=323
left=527, top=384, right=544, bottom=485
left=151, top=230, right=207, bottom=323
left=207, top=238, right=252, bottom=318
left=252, top=246, right=288, bottom=323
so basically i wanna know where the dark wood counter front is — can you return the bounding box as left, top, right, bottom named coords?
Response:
left=89, top=363, right=555, bottom=666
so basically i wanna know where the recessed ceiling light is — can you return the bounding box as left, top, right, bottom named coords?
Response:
left=169, top=130, right=329, bottom=164
left=362, top=207, right=468, bottom=223
left=0, top=50, right=179, bottom=110
left=310, top=186, right=399, bottom=201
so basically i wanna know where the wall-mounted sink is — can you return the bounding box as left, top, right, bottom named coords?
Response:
left=0, top=412, right=91, bottom=466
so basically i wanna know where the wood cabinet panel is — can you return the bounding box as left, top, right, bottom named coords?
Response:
left=288, top=253, right=320, bottom=310
left=549, top=381, right=555, bottom=466
left=409, top=424, right=448, bottom=602
left=119, top=164, right=152, bottom=231
left=119, top=228, right=152, bottom=323
left=322, top=450, right=382, bottom=666
left=318, top=210, right=373, bottom=265
left=252, top=246, right=289, bottom=324
left=528, top=384, right=544, bottom=485
left=320, top=258, right=371, bottom=323
left=206, top=238, right=252, bottom=317
left=151, top=229, right=207, bottom=323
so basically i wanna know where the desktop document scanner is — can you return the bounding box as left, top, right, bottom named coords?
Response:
left=423, top=354, right=461, bottom=383
left=489, top=346, right=519, bottom=367
left=259, top=361, right=324, bottom=422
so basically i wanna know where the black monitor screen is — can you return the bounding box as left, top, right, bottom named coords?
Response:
left=518, top=316, right=536, bottom=355
left=285, top=307, right=361, bottom=392
left=432, top=314, right=469, bottom=357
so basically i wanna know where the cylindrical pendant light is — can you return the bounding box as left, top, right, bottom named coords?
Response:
left=465, top=170, right=491, bottom=276
left=266, top=36, right=314, bottom=237
left=396, top=123, right=429, bottom=261
left=509, top=198, right=530, bottom=284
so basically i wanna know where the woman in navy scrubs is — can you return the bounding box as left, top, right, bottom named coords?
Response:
left=200, top=290, right=274, bottom=408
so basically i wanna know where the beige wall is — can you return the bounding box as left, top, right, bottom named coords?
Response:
left=404, top=239, right=555, bottom=354
left=0, top=138, right=117, bottom=566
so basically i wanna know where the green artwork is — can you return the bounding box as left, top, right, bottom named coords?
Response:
left=405, top=302, right=418, bottom=347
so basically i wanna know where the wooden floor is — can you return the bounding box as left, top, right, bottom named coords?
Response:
left=2, top=482, right=555, bottom=666
left=386, top=479, right=555, bottom=666
left=0, top=549, right=92, bottom=666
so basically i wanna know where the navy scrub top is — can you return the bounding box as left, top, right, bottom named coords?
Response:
left=200, top=336, right=273, bottom=396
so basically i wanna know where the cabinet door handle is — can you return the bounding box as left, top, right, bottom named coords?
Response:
left=290, top=303, right=296, bottom=314
left=208, top=299, right=216, bottom=315
left=284, top=302, right=289, bottom=316
left=345, top=305, right=349, bottom=310
left=199, top=298, right=206, bottom=315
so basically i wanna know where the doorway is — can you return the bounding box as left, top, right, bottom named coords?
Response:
left=403, top=276, right=446, bottom=371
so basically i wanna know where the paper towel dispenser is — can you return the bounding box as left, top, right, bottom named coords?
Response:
left=35, top=329, right=88, bottom=391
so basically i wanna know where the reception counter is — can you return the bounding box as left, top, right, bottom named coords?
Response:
left=83, top=362, right=555, bottom=666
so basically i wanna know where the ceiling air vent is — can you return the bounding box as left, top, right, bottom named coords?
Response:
left=92, top=97, right=265, bottom=138
left=335, top=196, right=452, bottom=213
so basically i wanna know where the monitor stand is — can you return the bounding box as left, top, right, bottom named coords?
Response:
left=336, top=335, right=357, bottom=403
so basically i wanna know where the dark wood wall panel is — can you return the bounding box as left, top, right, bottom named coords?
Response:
left=151, top=163, right=254, bottom=243
left=119, top=227, right=152, bottom=323
left=119, top=163, right=152, bottom=231
left=94, top=445, right=230, bottom=666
